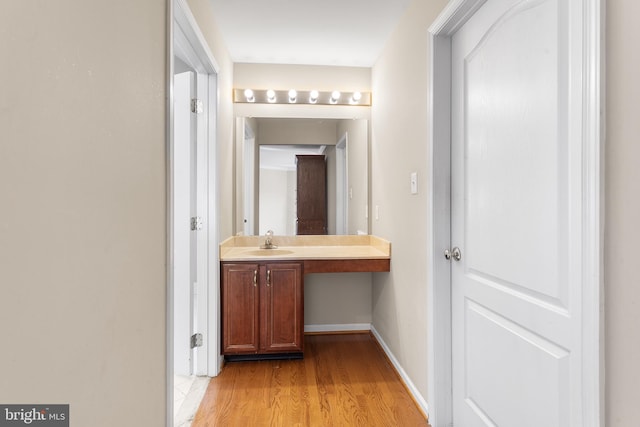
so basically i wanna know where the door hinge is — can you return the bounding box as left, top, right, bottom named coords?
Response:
left=191, top=216, right=203, bottom=231
left=191, top=333, right=203, bottom=349
left=191, top=98, right=203, bottom=114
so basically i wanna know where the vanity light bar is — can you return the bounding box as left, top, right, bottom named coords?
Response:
left=233, top=89, right=371, bottom=106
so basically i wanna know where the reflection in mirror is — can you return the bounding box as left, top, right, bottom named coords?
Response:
left=260, top=145, right=326, bottom=235
left=235, top=117, right=369, bottom=236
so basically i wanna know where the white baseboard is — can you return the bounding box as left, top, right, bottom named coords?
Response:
left=304, top=323, right=372, bottom=333
left=370, top=326, right=430, bottom=418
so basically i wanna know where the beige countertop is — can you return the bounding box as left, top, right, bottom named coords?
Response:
left=219, top=235, right=391, bottom=262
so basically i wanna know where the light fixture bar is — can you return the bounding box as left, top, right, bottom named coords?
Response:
left=233, top=89, right=371, bottom=106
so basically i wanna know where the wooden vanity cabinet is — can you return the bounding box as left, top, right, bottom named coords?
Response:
left=221, top=262, right=303, bottom=357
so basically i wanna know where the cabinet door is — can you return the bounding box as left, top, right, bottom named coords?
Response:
left=260, top=263, right=303, bottom=353
left=222, top=263, right=259, bottom=354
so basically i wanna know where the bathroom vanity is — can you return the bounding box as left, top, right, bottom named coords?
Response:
left=219, top=235, right=391, bottom=360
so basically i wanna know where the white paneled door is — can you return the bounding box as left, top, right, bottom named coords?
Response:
left=451, top=0, right=589, bottom=425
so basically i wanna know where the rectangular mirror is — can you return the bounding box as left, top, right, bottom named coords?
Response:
left=235, top=117, right=369, bottom=236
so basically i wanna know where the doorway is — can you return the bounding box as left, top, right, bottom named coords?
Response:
left=427, top=0, right=603, bottom=426
left=169, top=0, right=221, bottom=424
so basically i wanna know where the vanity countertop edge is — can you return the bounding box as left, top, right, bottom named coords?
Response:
left=219, top=235, right=391, bottom=272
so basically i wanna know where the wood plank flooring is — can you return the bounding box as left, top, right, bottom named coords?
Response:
left=192, top=333, right=430, bottom=426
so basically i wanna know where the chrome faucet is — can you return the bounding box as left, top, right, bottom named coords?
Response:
left=261, top=230, right=277, bottom=249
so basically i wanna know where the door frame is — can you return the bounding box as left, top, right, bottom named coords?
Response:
left=167, top=0, right=221, bottom=424
left=336, top=132, right=348, bottom=235
left=242, top=120, right=256, bottom=236
left=426, top=0, right=604, bottom=425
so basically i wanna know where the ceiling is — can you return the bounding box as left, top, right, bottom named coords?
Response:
left=208, top=0, right=412, bottom=67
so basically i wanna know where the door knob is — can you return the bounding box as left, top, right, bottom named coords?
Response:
left=444, top=247, right=462, bottom=261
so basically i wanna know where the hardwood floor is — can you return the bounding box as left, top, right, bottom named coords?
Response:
left=192, top=333, right=429, bottom=426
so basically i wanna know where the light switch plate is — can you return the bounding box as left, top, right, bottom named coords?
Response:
left=410, top=172, right=418, bottom=194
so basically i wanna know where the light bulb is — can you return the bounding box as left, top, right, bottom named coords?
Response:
left=288, top=89, right=297, bottom=103
left=309, top=90, right=319, bottom=104
left=351, top=92, right=362, bottom=103
left=244, top=89, right=255, bottom=102
left=266, top=89, right=276, bottom=103
left=330, top=91, right=341, bottom=104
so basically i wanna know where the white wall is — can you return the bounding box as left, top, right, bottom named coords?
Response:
left=0, top=1, right=167, bottom=425
left=259, top=168, right=293, bottom=235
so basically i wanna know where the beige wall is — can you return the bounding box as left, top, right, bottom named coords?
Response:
left=605, top=1, right=640, bottom=425
left=304, top=272, right=373, bottom=327
left=234, top=63, right=371, bottom=93
left=0, top=0, right=235, bottom=425
left=256, top=118, right=339, bottom=146
left=371, top=0, right=449, bottom=402
left=0, top=1, right=167, bottom=426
